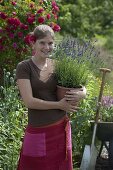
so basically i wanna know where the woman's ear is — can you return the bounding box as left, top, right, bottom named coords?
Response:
left=30, top=41, right=35, bottom=49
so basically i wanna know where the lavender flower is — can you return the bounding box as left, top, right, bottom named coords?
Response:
left=102, top=96, right=113, bottom=108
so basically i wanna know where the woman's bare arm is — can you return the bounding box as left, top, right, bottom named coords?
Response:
left=17, top=79, right=78, bottom=112
left=17, top=79, right=60, bottom=110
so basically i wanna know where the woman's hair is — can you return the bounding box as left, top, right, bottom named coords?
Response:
left=30, top=25, right=55, bottom=41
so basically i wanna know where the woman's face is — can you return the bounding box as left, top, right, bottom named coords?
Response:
left=33, top=34, right=54, bottom=58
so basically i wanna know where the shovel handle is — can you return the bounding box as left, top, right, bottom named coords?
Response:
left=95, top=68, right=111, bottom=123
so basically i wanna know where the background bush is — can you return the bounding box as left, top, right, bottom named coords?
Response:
left=0, top=69, right=27, bottom=169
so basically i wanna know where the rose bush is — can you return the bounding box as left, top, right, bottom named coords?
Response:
left=0, top=0, right=60, bottom=79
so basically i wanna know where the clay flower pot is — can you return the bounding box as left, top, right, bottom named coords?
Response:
left=57, top=85, right=86, bottom=102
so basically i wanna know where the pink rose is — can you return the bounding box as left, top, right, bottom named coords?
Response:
left=37, top=8, right=44, bottom=14
left=38, top=16, right=45, bottom=23
left=7, top=18, right=20, bottom=26
left=18, top=32, right=23, bottom=38
left=53, top=24, right=61, bottom=32
left=0, top=12, right=7, bottom=19
left=52, top=1, right=57, bottom=7
left=24, top=35, right=30, bottom=45
left=46, top=14, right=51, bottom=19
left=27, top=17, right=35, bottom=24
left=14, top=18, right=21, bottom=26
left=20, top=23, right=28, bottom=30
left=53, top=6, right=59, bottom=12
left=24, top=34, right=36, bottom=45
left=12, top=1, right=17, bottom=6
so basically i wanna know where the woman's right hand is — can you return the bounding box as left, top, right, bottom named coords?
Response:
left=58, top=98, right=79, bottom=113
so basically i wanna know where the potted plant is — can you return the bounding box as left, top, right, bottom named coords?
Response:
left=53, top=38, right=94, bottom=101
left=52, top=37, right=105, bottom=101
left=54, top=53, right=88, bottom=101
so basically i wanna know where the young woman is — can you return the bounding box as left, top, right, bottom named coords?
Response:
left=16, top=24, right=86, bottom=170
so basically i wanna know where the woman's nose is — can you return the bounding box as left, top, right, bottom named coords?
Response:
left=45, top=44, right=49, bottom=49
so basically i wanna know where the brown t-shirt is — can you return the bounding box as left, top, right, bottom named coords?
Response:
left=16, top=58, right=66, bottom=127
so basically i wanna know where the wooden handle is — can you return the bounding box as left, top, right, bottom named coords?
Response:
left=95, top=68, right=111, bottom=123
left=100, top=68, right=111, bottom=73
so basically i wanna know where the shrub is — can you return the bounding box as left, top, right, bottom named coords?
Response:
left=0, top=69, right=27, bottom=169
left=0, top=0, right=60, bottom=77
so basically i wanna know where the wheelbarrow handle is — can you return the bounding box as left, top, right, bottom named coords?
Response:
left=95, top=68, right=111, bottom=123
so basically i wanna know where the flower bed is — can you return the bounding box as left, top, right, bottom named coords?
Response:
left=0, top=0, right=60, bottom=75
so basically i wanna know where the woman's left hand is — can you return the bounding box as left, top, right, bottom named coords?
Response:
left=64, top=86, right=87, bottom=105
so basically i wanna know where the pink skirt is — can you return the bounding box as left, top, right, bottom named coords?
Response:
left=17, top=116, right=73, bottom=170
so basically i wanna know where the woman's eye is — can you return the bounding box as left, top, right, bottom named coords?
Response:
left=40, top=42, right=45, bottom=45
left=49, top=42, right=53, bottom=45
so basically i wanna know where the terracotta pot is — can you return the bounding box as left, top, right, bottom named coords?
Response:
left=56, top=85, right=86, bottom=101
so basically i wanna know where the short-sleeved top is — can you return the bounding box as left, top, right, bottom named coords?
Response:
left=16, top=58, right=66, bottom=127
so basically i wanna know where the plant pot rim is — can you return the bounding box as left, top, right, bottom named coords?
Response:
left=57, top=85, right=83, bottom=89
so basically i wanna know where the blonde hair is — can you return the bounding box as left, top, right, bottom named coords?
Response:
left=30, top=25, right=55, bottom=40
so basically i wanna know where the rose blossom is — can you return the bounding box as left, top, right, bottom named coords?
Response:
left=52, top=1, right=57, bottom=7
left=12, top=1, right=17, bottom=6
left=38, top=16, right=45, bottom=23
left=0, top=12, right=7, bottom=19
left=53, top=6, right=59, bottom=12
left=53, top=24, right=61, bottom=32
left=7, top=18, right=21, bottom=26
left=18, top=32, right=23, bottom=38
left=37, top=8, right=44, bottom=14
left=20, top=23, right=28, bottom=30
left=27, top=17, right=35, bottom=24
left=46, top=14, right=51, bottom=19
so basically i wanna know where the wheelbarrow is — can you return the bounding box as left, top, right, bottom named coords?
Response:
left=91, top=121, right=113, bottom=168
left=80, top=68, right=111, bottom=170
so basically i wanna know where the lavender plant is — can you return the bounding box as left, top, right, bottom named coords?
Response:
left=101, top=96, right=113, bottom=122
left=53, top=37, right=105, bottom=88
left=54, top=54, right=89, bottom=87
left=53, top=37, right=105, bottom=76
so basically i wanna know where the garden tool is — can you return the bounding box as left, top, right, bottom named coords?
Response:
left=80, top=68, right=111, bottom=170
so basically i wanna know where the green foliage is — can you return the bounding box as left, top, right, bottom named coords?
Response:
left=101, top=96, right=113, bottom=122
left=0, top=69, right=27, bottom=169
left=54, top=55, right=89, bottom=87
left=101, top=106, right=113, bottom=122
left=58, top=0, right=113, bottom=38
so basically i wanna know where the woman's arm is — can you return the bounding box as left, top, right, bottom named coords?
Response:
left=17, top=79, right=78, bottom=112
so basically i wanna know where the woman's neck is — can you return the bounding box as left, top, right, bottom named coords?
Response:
left=32, top=56, right=48, bottom=69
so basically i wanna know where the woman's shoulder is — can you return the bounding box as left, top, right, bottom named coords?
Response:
left=16, top=58, right=32, bottom=73
left=16, top=58, right=31, bottom=79
left=17, top=58, right=31, bottom=66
